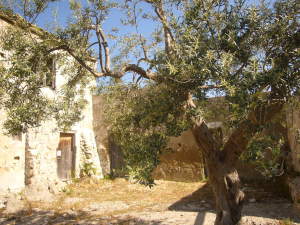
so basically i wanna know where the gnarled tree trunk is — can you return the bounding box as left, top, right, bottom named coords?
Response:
left=192, top=102, right=283, bottom=225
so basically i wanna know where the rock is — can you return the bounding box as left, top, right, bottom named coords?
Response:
left=48, top=181, right=65, bottom=194
left=0, top=199, right=6, bottom=209
left=61, top=209, right=77, bottom=217
left=3, top=195, right=25, bottom=214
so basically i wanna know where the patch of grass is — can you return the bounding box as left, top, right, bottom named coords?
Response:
left=27, top=178, right=207, bottom=215
left=279, top=218, right=294, bottom=225
left=61, top=187, right=73, bottom=196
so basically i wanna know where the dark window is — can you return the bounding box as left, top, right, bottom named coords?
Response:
left=42, top=56, right=56, bottom=89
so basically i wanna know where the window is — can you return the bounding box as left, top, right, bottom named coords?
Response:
left=42, top=56, right=56, bottom=89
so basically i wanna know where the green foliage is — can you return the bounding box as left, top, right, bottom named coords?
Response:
left=100, top=0, right=298, bottom=185
left=241, top=135, right=284, bottom=179
left=279, top=218, right=294, bottom=225
left=0, top=26, right=91, bottom=134
left=81, top=162, right=97, bottom=177
left=99, top=83, right=191, bottom=185
left=61, top=186, right=74, bottom=195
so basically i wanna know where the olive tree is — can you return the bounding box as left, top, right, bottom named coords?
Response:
left=0, top=0, right=299, bottom=224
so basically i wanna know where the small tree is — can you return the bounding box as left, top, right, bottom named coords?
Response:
left=0, top=0, right=299, bottom=224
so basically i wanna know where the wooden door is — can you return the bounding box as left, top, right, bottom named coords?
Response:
left=57, top=133, right=75, bottom=180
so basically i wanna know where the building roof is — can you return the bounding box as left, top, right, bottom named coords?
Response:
left=0, top=9, right=96, bottom=62
left=0, top=8, right=51, bottom=39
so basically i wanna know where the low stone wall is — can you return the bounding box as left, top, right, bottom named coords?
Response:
left=153, top=130, right=205, bottom=182
left=92, top=96, right=205, bottom=181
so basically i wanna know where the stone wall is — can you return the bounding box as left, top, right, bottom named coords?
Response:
left=92, top=96, right=112, bottom=176
left=0, top=94, right=103, bottom=198
left=92, top=95, right=205, bottom=181
left=0, top=110, right=25, bottom=194
left=24, top=121, right=61, bottom=200
left=286, top=102, right=300, bottom=212
left=153, top=130, right=205, bottom=182
left=287, top=105, right=300, bottom=173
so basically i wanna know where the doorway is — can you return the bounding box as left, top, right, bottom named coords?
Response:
left=56, top=133, right=75, bottom=180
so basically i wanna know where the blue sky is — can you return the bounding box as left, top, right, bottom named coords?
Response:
left=36, top=0, right=157, bottom=45
left=29, top=0, right=276, bottom=85
left=35, top=0, right=159, bottom=75
left=32, top=0, right=160, bottom=83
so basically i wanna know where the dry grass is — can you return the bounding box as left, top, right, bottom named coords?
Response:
left=278, top=218, right=295, bottom=225
left=30, top=178, right=208, bottom=215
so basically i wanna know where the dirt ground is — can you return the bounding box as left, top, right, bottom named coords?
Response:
left=0, top=178, right=299, bottom=225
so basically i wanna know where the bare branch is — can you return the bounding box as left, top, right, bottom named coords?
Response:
left=48, top=44, right=101, bottom=77
left=86, top=41, right=99, bottom=50
left=95, top=26, right=105, bottom=73
left=155, top=2, right=175, bottom=55
left=192, top=119, right=220, bottom=161
left=145, top=0, right=175, bottom=55
left=97, top=26, right=110, bottom=73
left=140, top=35, right=149, bottom=61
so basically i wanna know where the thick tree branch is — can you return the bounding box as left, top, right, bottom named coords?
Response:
left=192, top=119, right=221, bottom=162
left=47, top=44, right=101, bottom=77
left=145, top=0, right=174, bottom=55
left=95, top=26, right=105, bottom=73
left=46, top=43, right=157, bottom=80
left=103, top=64, right=157, bottom=80
left=192, top=98, right=284, bottom=167
left=97, top=26, right=110, bottom=72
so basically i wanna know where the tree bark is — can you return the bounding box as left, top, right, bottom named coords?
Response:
left=193, top=122, right=244, bottom=225
left=192, top=102, right=283, bottom=225
left=207, top=158, right=244, bottom=225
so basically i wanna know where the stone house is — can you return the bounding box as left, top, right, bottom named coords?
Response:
left=0, top=13, right=103, bottom=198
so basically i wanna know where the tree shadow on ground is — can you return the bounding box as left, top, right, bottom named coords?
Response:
left=168, top=182, right=300, bottom=225
left=0, top=209, right=163, bottom=225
